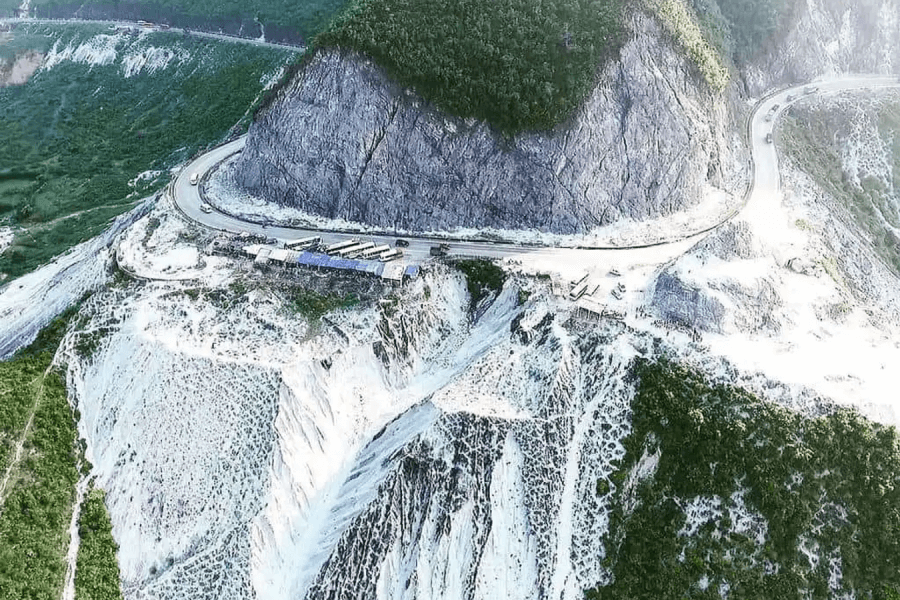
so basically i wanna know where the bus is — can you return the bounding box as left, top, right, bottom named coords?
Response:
left=286, top=236, right=321, bottom=250
left=336, top=242, right=375, bottom=258
left=325, top=239, right=359, bottom=254
left=570, top=281, right=588, bottom=300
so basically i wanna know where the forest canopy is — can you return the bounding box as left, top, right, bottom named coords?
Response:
left=316, top=0, right=626, bottom=133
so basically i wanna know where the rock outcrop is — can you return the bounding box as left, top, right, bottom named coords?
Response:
left=233, top=12, right=746, bottom=234
left=652, top=271, right=727, bottom=333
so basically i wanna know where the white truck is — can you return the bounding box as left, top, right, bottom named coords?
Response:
left=190, top=172, right=200, bottom=185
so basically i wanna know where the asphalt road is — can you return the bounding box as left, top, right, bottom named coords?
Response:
left=173, top=75, right=900, bottom=265
left=173, top=137, right=566, bottom=263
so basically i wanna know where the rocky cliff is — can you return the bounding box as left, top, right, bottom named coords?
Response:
left=233, top=12, right=747, bottom=234
left=743, top=0, right=900, bottom=95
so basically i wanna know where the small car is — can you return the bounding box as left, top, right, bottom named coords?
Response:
left=395, top=238, right=410, bottom=247
left=765, top=133, right=773, bottom=144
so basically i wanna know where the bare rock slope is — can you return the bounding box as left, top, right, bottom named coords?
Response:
left=233, top=12, right=746, bottom=234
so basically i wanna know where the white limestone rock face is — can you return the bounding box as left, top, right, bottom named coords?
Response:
left=233, top=12, right=745, bottom=234
left=62, top=266, right=645, bottom=600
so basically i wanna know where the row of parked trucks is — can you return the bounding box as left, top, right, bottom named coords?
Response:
left=284, top=236, right=405, bottom=262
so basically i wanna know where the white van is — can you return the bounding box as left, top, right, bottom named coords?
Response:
left=200, top=203, right=212, bottom=213
left=190, top=172, right=200, bottom=185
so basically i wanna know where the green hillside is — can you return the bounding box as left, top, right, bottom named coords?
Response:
left=0, top=23, right=294, bottom=280
left=316, top=0, right=626, bottom=133
left=1, top=0, right=350, bottom=44
left=590, top=359, right=900, bottom=599
left=311, top=0, right=792, bottom=133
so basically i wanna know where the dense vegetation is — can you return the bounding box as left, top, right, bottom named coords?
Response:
left=781, top=94, right=900, bottom=276
left=589, top=359, right=900, bottom=599
left=452, top=259, right=507, bottom=310
left=652, top=0, right=728, bottom=91
left=75, top=484, right=123, bottom=600
left=0, top=24, right=292, bottom=280
left=0, top=304, right=125, bottom=598
left=0, top=311, right=82, bottom=599
left=316, top=0, right=625, bottom=133
left=288, top=288, right=359, bottom=321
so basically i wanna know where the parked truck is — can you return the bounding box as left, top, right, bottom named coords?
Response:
left=429, top=243, right=451, bottom=257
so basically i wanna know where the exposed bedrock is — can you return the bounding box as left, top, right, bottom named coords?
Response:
left=233, top=12, right=747, bottom=234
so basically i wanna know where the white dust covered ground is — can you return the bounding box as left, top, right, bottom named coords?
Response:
left=0, top=82, right=897, bottom=600
left=48, top=201, right=647, bottom=598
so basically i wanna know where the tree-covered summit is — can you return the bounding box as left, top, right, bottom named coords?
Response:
left=316, top=0, right=627, bottom=133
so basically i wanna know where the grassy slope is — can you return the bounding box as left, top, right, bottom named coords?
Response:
left=780, top=95, right=900, bottom=275
left=0, top=23, right=292, bottom=281
left=590, top=359, right=900, bottom=599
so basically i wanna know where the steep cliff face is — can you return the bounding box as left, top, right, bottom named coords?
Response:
left=743, top=0, right=900, bottom=95
left=233, top=12, right=746, bottom=234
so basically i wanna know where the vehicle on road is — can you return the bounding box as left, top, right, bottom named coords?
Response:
left=430, top=245, right=448, bottom=257
left=786, top=94, right=794, bottom=101
left=190, top=172, right=200, bottom=185
left=765, top=133, right=773, bottom=144
left=380, top=249, right=403, bottom=261
left=570, top=281, right=588, bottom=300
left=395, top=238, right=410, bottom=247
left=286, top=236, right=321, bottom=250
left=804, top=86, right=819, bottom=94
left=765, top=113, right=773, bottom=122
left=200, top=203, right=212, bottom=213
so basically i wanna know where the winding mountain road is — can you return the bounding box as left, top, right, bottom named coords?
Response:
left=7, top=17, right=897, bottom=263
left=173, top=75, right=899, bottom=265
